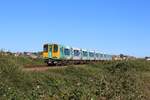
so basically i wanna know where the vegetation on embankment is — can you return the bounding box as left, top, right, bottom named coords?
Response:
left=0, top=53, right=44, bottom=67
left=0, top=53, right=150, bottom=100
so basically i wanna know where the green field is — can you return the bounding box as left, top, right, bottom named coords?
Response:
left=0, top=53, right=150, bottom=100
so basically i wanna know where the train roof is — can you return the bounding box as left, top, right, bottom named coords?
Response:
left=81, top=49, right=88, bottom=51
left=89, top=50, right=95, bottom=52
left=43, top=43, right=112, bottom=56
left=44, top=43, right=58, bottom=45
left=63, top=45, right=71, bottom=49
left=72, top=47, right=81, bottom=50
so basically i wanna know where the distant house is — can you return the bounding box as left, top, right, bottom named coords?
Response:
left=113, top=54, right=136, bottom=61
left=14, top=52, right=23, bottom=57
left=113, top=55, right=122, bottom=60
left=145, top=57, right=150, bottom=61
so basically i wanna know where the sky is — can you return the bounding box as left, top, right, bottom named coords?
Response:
left=0, top=0, right=150, bottom=57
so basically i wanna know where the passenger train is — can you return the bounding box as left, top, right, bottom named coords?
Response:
left=43, top=43, right=112, bottom=65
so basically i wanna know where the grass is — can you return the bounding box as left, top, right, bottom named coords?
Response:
left=0, top=53, right=44, bottom=67
left=0, top=53, right=150, bottom=100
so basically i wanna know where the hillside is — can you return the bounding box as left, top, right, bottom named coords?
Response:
left=0, top=54, right=150, bottom=100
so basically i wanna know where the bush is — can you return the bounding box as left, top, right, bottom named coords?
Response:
left=0, top=54, right=149, bottom=100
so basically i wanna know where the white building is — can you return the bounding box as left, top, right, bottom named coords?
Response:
left=145, top=57, right=150, bottom=61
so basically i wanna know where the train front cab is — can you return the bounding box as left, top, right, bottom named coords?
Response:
left=43, top=44, right=60, bottom=65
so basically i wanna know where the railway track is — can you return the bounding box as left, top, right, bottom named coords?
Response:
left=23, top=64, right=86, bottom=72
left=23, top=64, right=68, bottom=72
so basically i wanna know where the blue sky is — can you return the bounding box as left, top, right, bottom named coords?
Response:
left=0, top=0, right=150, bottom=57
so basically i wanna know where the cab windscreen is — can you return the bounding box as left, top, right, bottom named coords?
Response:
left=43, top=45, right=48, bottom=52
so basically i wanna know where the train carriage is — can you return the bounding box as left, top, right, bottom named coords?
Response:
left=61, top=45, right=72, bottom=60
left=103, top=54, right=107, bottom=60
left=95, top=52, right=100, bottom=60
left=81, top=49, right=89, bottom=60
left=99, top=53, right=103, bottom=60
left=89, top=50, right=95, bottom=60
left=72, top=48, right=82, bottom=60
left=43, top=44, right=60, bottom=65
left=108, top=55, right=113, bottom=60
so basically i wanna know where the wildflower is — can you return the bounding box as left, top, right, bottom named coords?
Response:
left=37, top=85, right=40, bottom=89
left=8, top=87, right=11, bottom=90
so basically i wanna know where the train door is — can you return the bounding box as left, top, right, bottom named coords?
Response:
left=52, top=44, right=60, bottom=59
left=48, top=45, right=52, bottom=58
left=60, top=46, right=64, bottom=59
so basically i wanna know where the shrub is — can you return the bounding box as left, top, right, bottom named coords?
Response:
left=0, top=54, right=149, bottom=100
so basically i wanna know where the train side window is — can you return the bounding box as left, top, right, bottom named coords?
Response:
left=74, top=50, right=80, bottom=56
left=104, top=55, right=106, bottom=58
left=89, top=52, right=94, bottom=57
left=96, top=53, right=99, bottom=57
left=64, top=48, right=70, bottom=56
left=83, top=51, right=88, bottom=57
